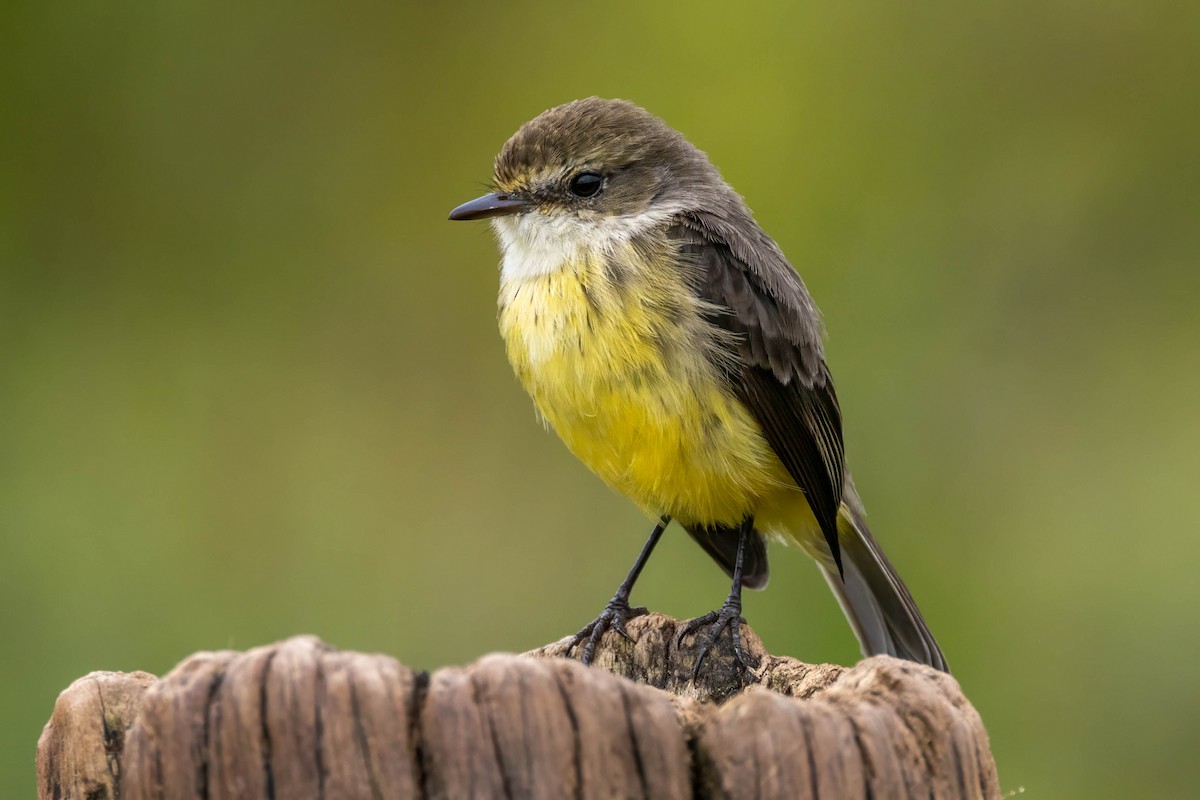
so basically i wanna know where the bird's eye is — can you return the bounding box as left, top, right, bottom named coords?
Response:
left=568, top=171, right=604, bottom=198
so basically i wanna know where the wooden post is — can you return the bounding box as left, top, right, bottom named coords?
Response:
left=37, top=613, right=999, bottom=799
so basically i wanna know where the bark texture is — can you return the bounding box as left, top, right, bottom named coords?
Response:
left=38, top=613, right=999, bottom=799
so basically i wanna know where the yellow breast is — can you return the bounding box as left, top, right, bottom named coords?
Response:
left=497, top=250, right=791, bottom=528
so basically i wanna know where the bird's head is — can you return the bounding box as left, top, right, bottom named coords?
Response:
left=450, top=98, right=725, bottom=270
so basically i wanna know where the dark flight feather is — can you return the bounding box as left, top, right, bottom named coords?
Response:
left=670, top=211, right=846, bottom=573
left=685, top=523, right=770, bottom=589
left=823, top=490, right=950, bottom=671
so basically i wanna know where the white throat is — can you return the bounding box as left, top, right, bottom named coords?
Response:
left=492, top=214, right=582, bottom=282
left=491, top=205, right=680, bottom=284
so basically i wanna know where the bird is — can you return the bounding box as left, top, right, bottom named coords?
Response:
left=449, top=97, right=947, bottom=675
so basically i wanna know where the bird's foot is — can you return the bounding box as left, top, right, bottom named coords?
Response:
left=676, top=595, right=753, bottom=681
left=567, top=594, right=648, bottom=665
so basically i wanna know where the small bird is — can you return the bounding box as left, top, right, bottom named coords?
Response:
left=450, top=98, right=947, bottom=675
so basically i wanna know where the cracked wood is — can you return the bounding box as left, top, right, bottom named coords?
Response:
left=37, top=613, right=1000, bottom=799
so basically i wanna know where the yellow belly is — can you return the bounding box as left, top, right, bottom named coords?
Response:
left=498, top=259, right=799, bottom=529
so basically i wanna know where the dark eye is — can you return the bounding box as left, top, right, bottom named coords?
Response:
left=568, top=171, right=604, bottom=198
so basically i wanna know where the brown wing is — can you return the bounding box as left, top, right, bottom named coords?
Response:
left=672, top=212, right=846, bottom=573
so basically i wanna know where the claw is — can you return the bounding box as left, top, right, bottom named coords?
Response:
left=612, top=616, right=633, bottom=642
left=675, top=611, right=718, bottom=646
left=567, top=597, right=648, bottom=665
left=678, top=597, right=754, bottom=681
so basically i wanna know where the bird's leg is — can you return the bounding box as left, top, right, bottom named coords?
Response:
left=568, top=515, right=670, bottom=665
left=677, top=518, right=755, bottom=680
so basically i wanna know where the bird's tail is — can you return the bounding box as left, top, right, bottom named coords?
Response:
left=818, top=498, right=949, bottom=672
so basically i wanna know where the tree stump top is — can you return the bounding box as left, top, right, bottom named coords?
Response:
left=38, top=613, right=999, bottom=799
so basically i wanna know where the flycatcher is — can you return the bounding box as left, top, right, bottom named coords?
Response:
left=450, top=97, right=947, bottom=674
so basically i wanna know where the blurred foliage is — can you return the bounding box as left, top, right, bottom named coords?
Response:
left=3, top=1, right=1198, bottom=796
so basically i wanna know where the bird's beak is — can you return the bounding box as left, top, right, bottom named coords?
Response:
left=448, top=192, right=533, bottom=221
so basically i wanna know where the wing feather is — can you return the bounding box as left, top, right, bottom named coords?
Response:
left=672, top=212, right=846, bottom=572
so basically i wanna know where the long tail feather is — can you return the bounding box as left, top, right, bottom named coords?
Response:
left=819, top=499, right=949, bottom=672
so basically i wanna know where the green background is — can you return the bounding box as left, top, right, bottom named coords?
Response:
left=4, top=2, right=1197, bottom=796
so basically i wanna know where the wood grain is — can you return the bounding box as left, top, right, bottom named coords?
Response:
left=38, top=613, right=999, bottom=799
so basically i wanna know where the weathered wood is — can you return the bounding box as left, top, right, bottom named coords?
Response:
left=36, top=669, right=157, bottom=800
left=37, top=613, right=999, bottom=799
